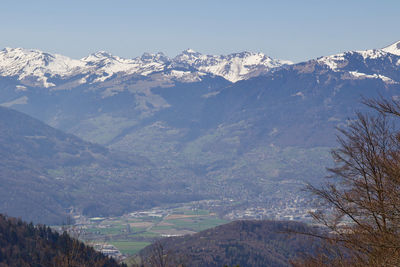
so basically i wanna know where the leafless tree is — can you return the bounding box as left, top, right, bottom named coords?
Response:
left=293, top=98, right=400, bottom=266
left=137, top=241, right=186, bottom=267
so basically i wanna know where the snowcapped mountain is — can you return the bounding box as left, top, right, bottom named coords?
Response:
left=382, top=40, right=400, bottom=56
left=81, top=51, right=169, bottom=82
left=0, top=47, right=85, bottom=87
left=315, top=40, right=400, bottom=84
left=173, top=49, right=292, bottom=82
left=0, top=47, right=291, bottom=87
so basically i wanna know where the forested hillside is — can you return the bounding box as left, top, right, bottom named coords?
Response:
left=0, top=214, right=124, bottom=267
left=0, top=106, right=205, bottom=224
left=139, top=220, right=322, bottom=267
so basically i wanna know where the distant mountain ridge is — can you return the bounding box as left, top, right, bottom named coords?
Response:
left=1, top=41, right=399, bottom=88
left=0, top=47, right=292, bottom=87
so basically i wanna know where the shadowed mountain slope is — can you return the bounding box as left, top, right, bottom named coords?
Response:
left=140, top=220, right=322, bottom=267
left=0, top=107, right=207, bottom=224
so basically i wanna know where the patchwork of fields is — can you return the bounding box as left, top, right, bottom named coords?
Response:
left=66, top=206, right=229, bottom=257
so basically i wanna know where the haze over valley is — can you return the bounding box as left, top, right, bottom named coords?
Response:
left=1, top=2, right=400, bottom=263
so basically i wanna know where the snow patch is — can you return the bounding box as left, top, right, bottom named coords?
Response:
left=291, top=91, right=305, bottom=99
left=15, top=85, right=27, bottom=91
left=328, top=117, right=340, bottom=122
left=317, top=53, right=346, bottom=70
left=269, top=128, right=278, bottom=136
left=382, top=41, right=400, bottom=56
left=167, top=70, right=202, bottom=82
left=0, top=96, right=28, bottom=107
left=202, top=91, right=220, bottom=98
left=348, top=71, right=397, bottom=84
left=356, top=49, right=387, bottom=59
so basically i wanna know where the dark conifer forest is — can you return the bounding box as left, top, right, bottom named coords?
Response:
left=0, top=214, right=125, bottom=267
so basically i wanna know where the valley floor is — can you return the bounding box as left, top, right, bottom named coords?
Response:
left=55, top=198, right=316, bottom=259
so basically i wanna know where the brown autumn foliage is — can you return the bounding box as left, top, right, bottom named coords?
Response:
left=293, top=98, right=400, bottom=267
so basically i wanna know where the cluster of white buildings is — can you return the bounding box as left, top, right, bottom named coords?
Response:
left=93, top=243, right=125, bottom=261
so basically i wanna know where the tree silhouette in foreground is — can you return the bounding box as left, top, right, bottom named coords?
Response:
left=293, top=99, right=400, bottom=266
left=134, top=241, right=186, bottom=267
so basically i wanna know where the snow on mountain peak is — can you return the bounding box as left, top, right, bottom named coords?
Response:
left=182, top=48, right=198, bottom=54
left=140, top=52, right=169, bottom=63
left=0, top=47, right=292, bottom=86
left=175, top=49, right=202, bottom=64
left=93, top=51, right=113, bottom=58
left=382, top=40, right=400, bottom=56
left=81, top=52, right=168, bottom=82
left=81, top=51, right=119, bottom=63
left=173, top=50, right=292, bottom=82
left=315, top=44, right=400, bottom=84
left=317, top=45, right=398, bottom=71
left=0, top=47, right=85, bottom=87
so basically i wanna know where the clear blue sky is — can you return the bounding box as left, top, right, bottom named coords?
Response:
left=1, top=0, right=399, bottom=62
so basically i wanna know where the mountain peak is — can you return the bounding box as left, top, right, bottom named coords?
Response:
left=0, top=47, right=292, bottom=85
left=182, top=48, right=198, bottom=54
left=0, top=47, right=84, bottom=87
left=140, top=52, right=169, bottom=62
left=2, top=47, right=39, bottom=53
left=0, top=47, right=52, bottom=60
left=83, top=51, right=116, bottom=61
left=93, top=50, right=113, bottom=57
left=172, top=49, right=291, bottom=82
left=178, top=49, right=203, bottom=58
left=382, top=40, right=400, bottom=56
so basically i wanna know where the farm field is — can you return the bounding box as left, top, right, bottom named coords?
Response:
left=69, top=206, right=229, bottom=257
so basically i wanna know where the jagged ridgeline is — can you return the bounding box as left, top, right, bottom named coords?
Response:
left=0, top=214, right=124, bottom=266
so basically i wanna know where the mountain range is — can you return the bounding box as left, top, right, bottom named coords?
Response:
left=1, top=40, right=400, bottom=223
left=0, top=47, right=291, bottom=87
